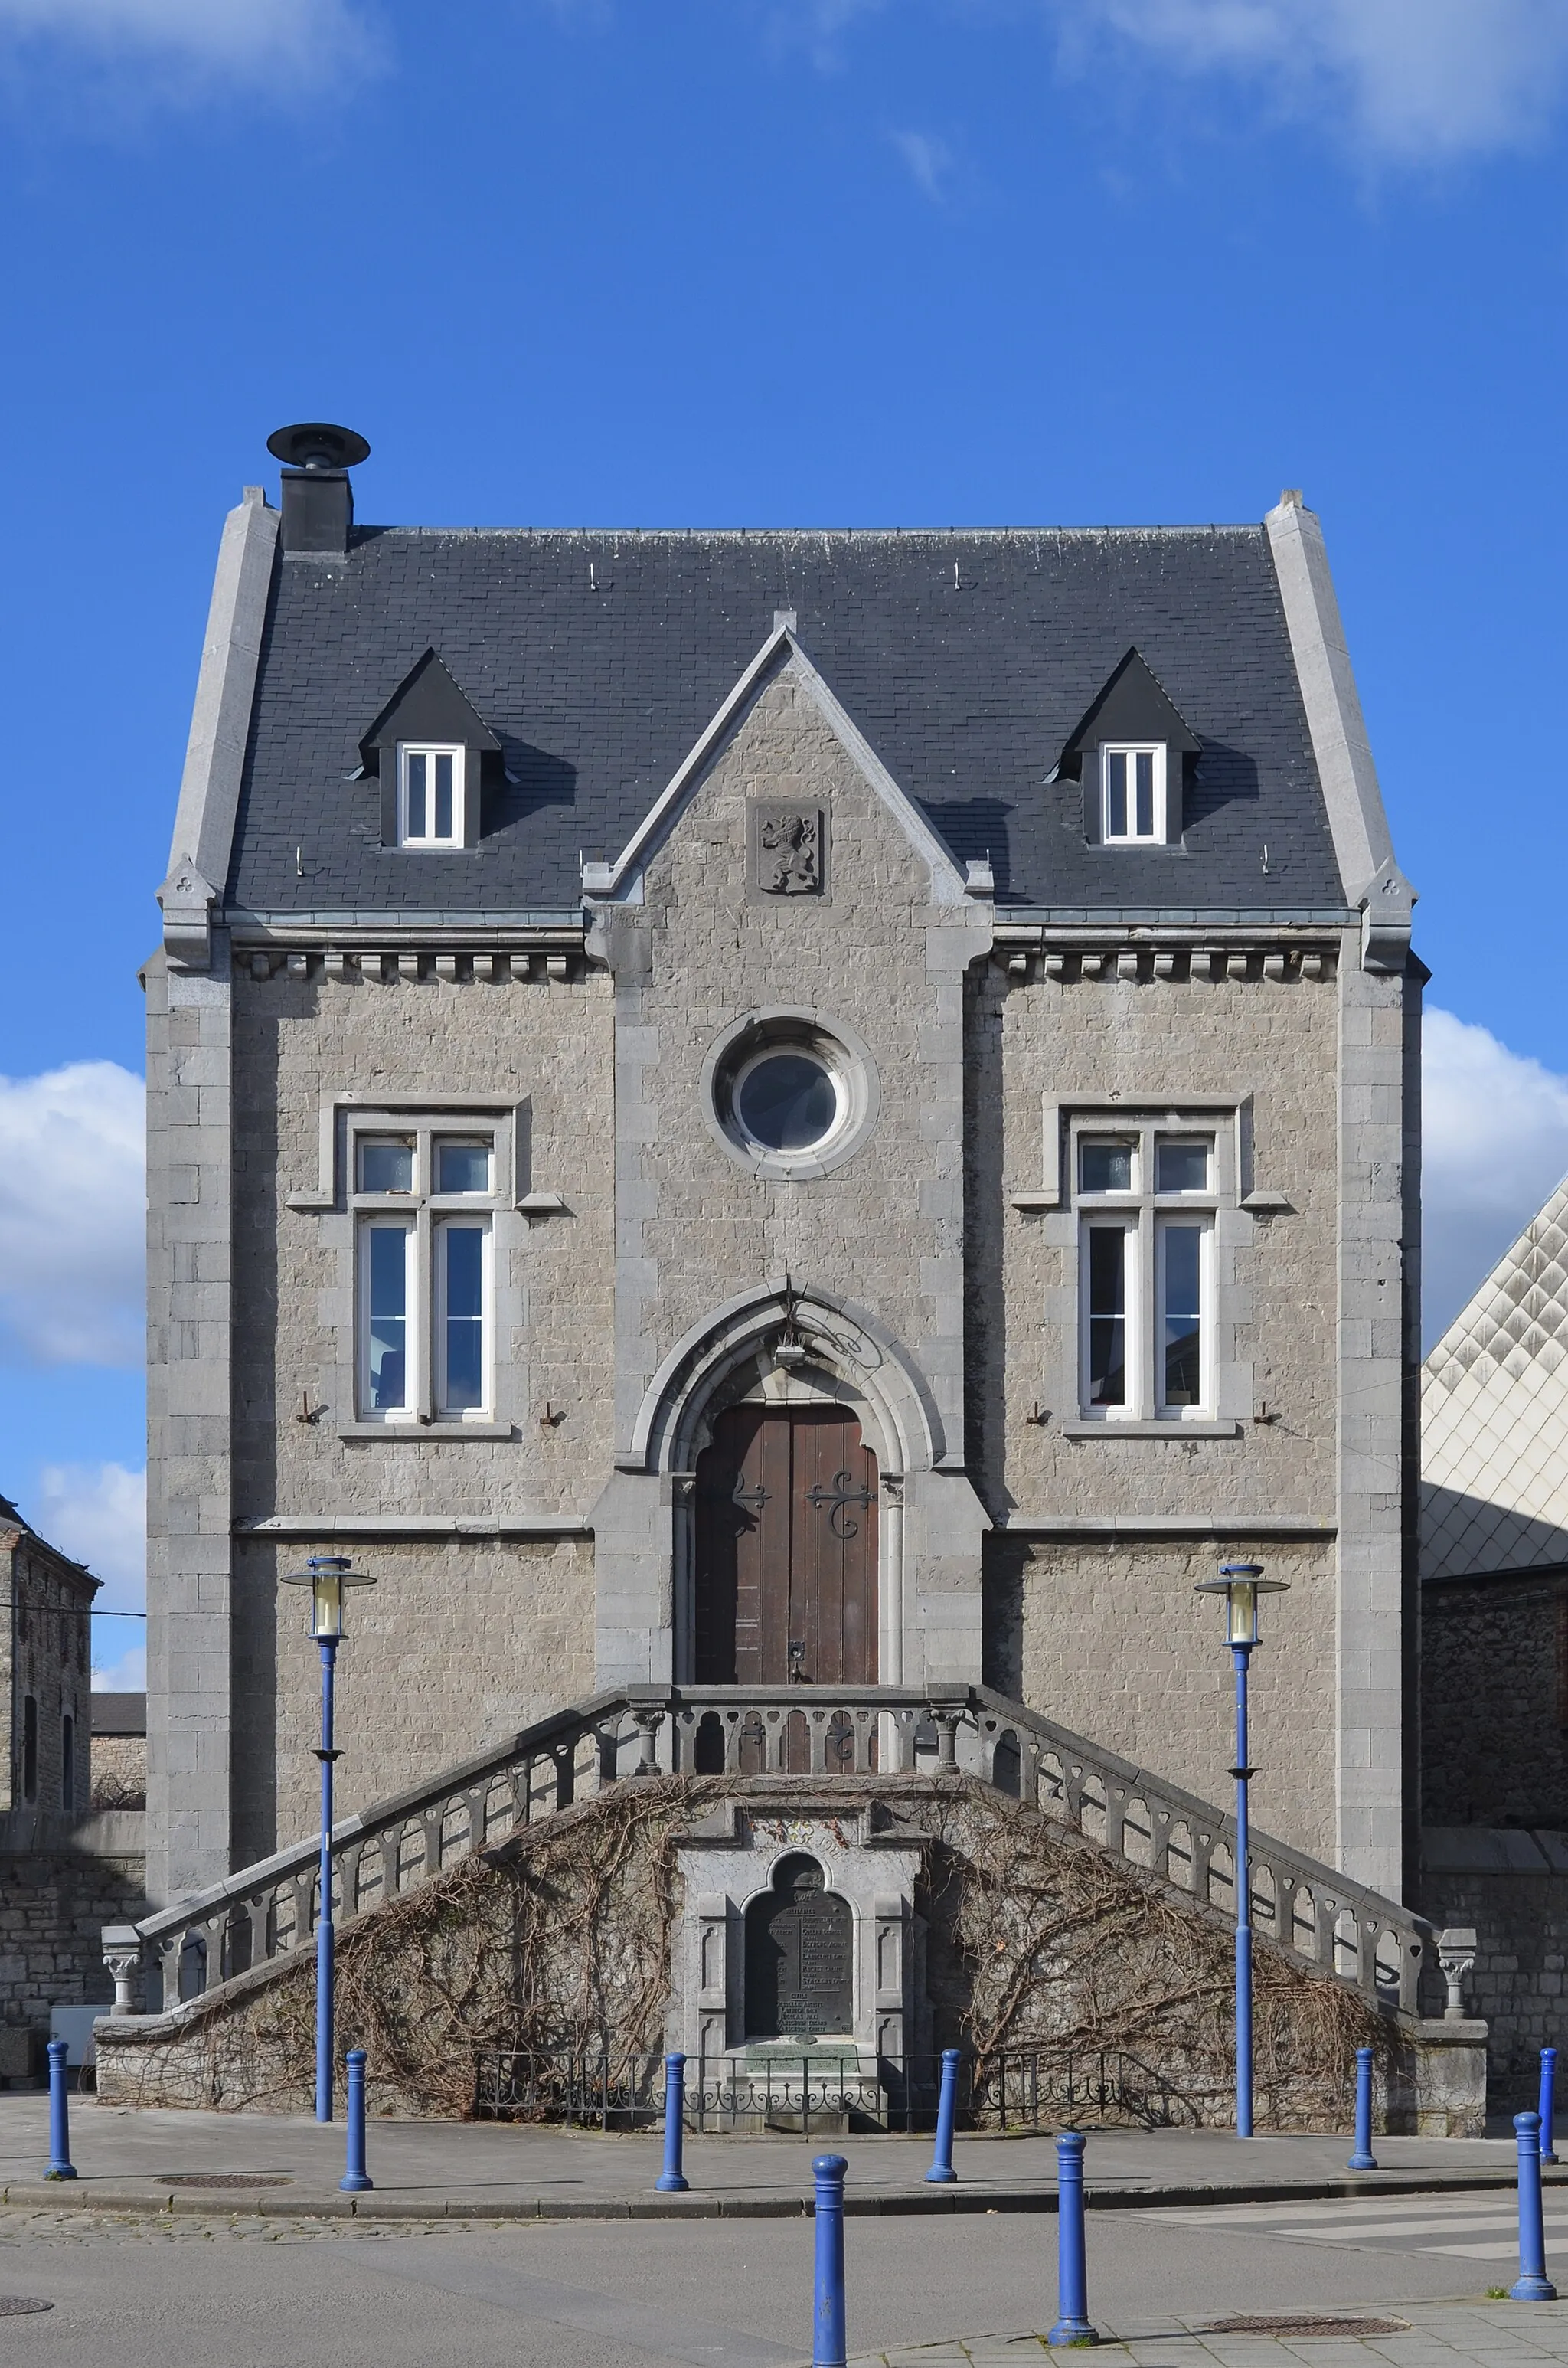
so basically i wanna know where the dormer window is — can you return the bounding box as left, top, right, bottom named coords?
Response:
left=1101, top=744, right=1166, bottom=843
left=398, top=744, right=466, bottom=847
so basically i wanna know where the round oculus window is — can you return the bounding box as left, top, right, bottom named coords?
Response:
left=733, top=1049, right=841, bottom=1153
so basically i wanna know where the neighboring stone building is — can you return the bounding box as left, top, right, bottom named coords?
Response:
left=0, top=1501, right=145, bottom=2075
left=1419, top=1180, right=1568, bottom=2095
left=141, top=428, right=1422, bottom=1938
left=0, top=1494, right=94, bottom=1821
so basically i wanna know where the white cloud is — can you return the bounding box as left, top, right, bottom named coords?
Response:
left=889, top=126, right=954, bottom=197
left=91, top=1642, right=146, bottom=1693
left=1064, top=0, right=1568, bottom=160
left=769, top=0, right=1568, bottom=162
left=0, top=1061, right=144, bottom=1369
left=0, top=0, right=376, bottom=77
left=1423, top=1007, right=1568, bottom=1345
left=29, top=1460, right=146, bottom=1679
left=33, top=1461, right=145, bottom=1608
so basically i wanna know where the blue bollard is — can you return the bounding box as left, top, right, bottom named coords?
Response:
left=339, top=2048, right=373, bottom=2193
left=1541, top=2049, right=1560, bottom=2167
left=1348, top=2046, right=1378, bottom=2172
left=1047, top=2129, right=1099, bottom=2347
left=925, top=2049, right=961, bottom=2184
left=656, top=2052, right=689, bottom=2193
left=1511, top=2111, right=1557, bottom=2301
left=812, top=2153, right=848, bottom=2368
left=45, top=2038, right=76, bottom=2181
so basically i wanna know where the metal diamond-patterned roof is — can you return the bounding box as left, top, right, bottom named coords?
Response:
left=1423, top=1176, right=1568, bottom=1580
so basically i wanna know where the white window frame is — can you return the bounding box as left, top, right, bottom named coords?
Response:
left=397, top=742, right=466, bottom=848
left=1080, top=1213, right=1142, bottom=1415
left=351, top=1123, right=498, bottom=1422
left=1073, top=1119, right=1218, bottom=1421
left=433, top=1215, right=492, bottom=1419
left=358, top=1215, right=417, bottom=1419
left=1154, top=1211, right=1213, bottom=1416
left=1099, top=742, right=1167, bottom=844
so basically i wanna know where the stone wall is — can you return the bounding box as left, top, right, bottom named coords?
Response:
left=973, top=959, right=1341, bottom=1522
left=0, top=1816, right=145, bottom=2072
left=227, top=948, right=614, bottom=1861
left=249, top=1535, right=596, bottom=1853
left=985, top=1536, right=1336, bottom=1866
left=1420, top=1829, right=1568, bottom=2111
left=90, top=1736, right=146, bottom=1812
left=1423, top=1575, right=1568, bottom=1829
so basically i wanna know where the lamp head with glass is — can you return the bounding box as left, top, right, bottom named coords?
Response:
left=280, top=1553, right=377, bottom=1641
left=1194, top=1559, right=1289, bottom=1651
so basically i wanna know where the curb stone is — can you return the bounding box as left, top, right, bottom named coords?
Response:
left=1, top=2166, right=1562, bottom=2223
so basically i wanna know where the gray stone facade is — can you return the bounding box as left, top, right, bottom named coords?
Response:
left=142, top=460, right=1420, bottom=1913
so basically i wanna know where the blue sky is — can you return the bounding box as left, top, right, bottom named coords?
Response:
left=2, top=0, right=1567, bottom=1671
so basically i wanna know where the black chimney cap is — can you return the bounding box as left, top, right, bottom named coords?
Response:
left=267, top=422, right=371, bottom=471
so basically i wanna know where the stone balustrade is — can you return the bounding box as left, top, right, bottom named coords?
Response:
left=102, top=1681, right=1436, bottom=2021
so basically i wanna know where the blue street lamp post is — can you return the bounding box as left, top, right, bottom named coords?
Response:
left=280, top=1554, right=377, bottom=2124
left=1195, top=1559, right=1289, bottom=2141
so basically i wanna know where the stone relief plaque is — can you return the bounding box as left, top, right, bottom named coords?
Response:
left=743, top=1853, right=853, bottom=2037
left=750, top=803, right=827, bottom=899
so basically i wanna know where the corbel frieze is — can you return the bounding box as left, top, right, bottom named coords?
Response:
left=235, top=944, right=588, bottom=984
left=994, top=938, right=1338, bottom=986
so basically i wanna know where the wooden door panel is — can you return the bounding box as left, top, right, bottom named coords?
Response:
left=694, top=1404, right=877, bottom=1694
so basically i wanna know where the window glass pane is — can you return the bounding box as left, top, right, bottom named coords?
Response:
left=1080, top=1137, right=1135, bottom=1193
left=405, top=752, right=426, bottom=839
left=736, top=1052, right=838, bottom=1151
left=1135, top=751, right=1155, bottom=836
left=1156, top=1137, right=1210, bottom=1193
left=359, top=1138, right=413, bottom=1192
left=1161, top=1223, right=1204, bottom=1407
left=1086, top=1226, right=1127, bottom=1407
left=437, top=1140, right=491, bottom=1193
left=367, top=1227, right=409, bottom=1408
left=434, top=751, right=454, bottom=839
left=442, top=1224, right=485, bottom=1409
left=1106, top=751, right=1127, bottom=838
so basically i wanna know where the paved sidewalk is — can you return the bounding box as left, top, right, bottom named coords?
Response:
left=847, top=2303, right=1568, bottom=2363
left=0, top=2095, right=1552, bottom=2220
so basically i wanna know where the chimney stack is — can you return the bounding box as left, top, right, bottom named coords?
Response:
left=267, top=422, right=371, bottom=557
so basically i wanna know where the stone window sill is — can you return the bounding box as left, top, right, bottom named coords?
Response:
left=337, top=1421, right=516, bottom=1441
left=1060, top=1420, right=1243, bottom=1440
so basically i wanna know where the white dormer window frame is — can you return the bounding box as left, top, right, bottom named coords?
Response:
left=397, top=743, right=466, bottom=848
left=1100, top=742, right=1167, bottom=844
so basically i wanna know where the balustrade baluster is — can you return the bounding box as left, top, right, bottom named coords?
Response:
left=1104, top=1783, right=1128, bottom=1857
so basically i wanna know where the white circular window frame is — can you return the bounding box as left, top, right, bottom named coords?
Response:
left=701, top=1007, right=881, bottom=1181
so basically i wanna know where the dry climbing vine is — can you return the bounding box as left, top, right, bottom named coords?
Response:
left=101, top=1773, right=1384, bottom=2129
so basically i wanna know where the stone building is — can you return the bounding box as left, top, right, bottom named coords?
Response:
left=0, top=1500, right=145, bottom=2075
left=142, top=427, right=1423, bottom=1946
left=0, top=1495, right=94, bottom=1822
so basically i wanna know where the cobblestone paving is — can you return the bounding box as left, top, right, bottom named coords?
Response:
left=848, top=2302, right=1568, bottom=2363
left=0, top=2208, right=469, bottom=2242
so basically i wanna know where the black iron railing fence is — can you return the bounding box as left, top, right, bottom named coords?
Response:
left=472, top=2044, right=1236, bottom=2132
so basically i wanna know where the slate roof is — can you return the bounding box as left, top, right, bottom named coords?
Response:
left=227, top=525, right=1352, bottom=924
left=1423, top=1177, right=1568, bottom=1582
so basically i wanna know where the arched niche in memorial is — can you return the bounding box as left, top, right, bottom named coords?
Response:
left=743, top=1853, right=854, bottom=2039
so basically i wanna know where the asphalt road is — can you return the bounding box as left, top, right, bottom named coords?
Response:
left=0, top=2190, right=1537, bottom=2366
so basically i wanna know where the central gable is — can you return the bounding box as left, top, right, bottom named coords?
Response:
left=583, top=628, right=978, bottom=911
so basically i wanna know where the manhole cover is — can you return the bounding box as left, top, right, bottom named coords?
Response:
left=162, top=2173, right=292, bottom=2190
left=1204, top=2317, right=1410, bottom=2337
left=0, top=2298, right=53, bottom=2316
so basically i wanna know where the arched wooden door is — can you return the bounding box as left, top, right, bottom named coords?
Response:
left=694, top=1405, right=878, bottom=1686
